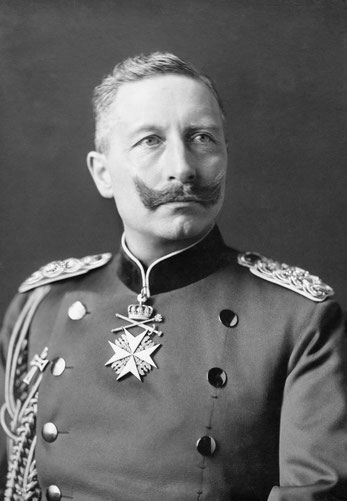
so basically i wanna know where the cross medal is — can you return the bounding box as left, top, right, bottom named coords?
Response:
left=105, top=290, right=163, bottom=381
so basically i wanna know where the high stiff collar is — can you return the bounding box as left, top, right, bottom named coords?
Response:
left=116, top=226, right=234, bottom=297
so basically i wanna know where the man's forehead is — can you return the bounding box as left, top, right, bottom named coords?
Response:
left=109, top=74, right=223, bottom=128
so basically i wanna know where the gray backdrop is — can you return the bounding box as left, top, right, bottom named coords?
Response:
left=0, top=0, right=346, bottom=318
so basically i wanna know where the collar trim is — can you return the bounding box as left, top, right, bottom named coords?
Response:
left=117, top=226, right=231, bottom=297
left=121, top=227, right=215, bottom=298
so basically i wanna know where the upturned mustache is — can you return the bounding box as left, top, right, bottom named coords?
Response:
left=134, top=173, right=224, bottom=211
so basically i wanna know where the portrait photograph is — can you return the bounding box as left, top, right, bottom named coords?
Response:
left=0, top=1, right=346, bottom=500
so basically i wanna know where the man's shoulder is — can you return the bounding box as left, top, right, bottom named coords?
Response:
left=18, top=253, right=113, bottom=293
left=227, top=248, right=334, bottom=303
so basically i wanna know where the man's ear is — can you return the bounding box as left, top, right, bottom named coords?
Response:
left=86, top=151, right=114, bottom=199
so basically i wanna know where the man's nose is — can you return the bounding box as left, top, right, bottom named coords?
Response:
left=164, top=138, right=196, bottom=183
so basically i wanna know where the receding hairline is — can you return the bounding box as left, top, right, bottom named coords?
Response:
left=107, top=73, right=224, bottom=115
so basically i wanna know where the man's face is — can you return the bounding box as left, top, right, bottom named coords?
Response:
left=91, top=75, right=228, bottom=248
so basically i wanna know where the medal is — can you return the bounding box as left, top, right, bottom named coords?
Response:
left=106, top=289, right=163, bottom=381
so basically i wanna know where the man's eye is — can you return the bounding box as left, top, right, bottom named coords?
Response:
left=137, top=136, right=161, bottom=147
left=191, top=133, right=214, bottom=144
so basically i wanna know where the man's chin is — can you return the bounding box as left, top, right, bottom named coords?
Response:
left=154, top=213, right=214, bottom=243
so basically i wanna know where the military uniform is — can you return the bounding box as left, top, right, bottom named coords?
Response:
left=0, top=227, right=346, bottom=500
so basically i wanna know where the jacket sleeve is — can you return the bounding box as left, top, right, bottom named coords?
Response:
left=0, top=293, right=29, bottom=498
left=0, top=286, right=50, bottom=500
left=268, top=300, right=347, bottom=501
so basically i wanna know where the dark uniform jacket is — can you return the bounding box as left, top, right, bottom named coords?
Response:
left=0, top=227, right=346, bottom=500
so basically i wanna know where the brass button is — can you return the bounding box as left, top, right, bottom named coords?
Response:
left=219, top=309, right=238, bottom=328
left=42, top=422, right=58, bottom=443
left=196, top=435, right=217, bottom=456
left=51, top=358, right=66, bottom=376
left=207, top=368, right=227, bottom=388
left=46, top=485, right=62, bottom=500
left=68, top=301, right=87, bottom=320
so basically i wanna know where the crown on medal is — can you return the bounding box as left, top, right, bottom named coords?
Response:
left=128, top=303, right=153, bottom=320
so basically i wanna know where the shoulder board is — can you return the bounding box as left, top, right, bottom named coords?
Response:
left=237, top=251, right=334, bottom=302
left=18, top=253, right=112, bottom=293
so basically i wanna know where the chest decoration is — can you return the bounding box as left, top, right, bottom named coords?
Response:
left=105, top=290, right=163, bottom=381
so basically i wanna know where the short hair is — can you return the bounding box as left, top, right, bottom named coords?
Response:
left=92, top=51, right=225, bottom=153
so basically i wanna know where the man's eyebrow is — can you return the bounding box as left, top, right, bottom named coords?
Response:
left=185, top=124, right=223, bottom=133
left=129, top=124, right=163, bottom=136
left=128, top=122, right=223, bottom=137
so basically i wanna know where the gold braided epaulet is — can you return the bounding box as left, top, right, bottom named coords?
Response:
left=237, top=251, right=334, bottom=302
left=18, top=253, right=112, bottom=293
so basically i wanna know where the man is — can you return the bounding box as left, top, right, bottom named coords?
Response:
left=0, top=52, right=346, bottom=501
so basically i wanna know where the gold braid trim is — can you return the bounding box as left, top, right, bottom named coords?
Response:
left=237, top=251, right=334, bottom=302
left=5, top=398, right=40, bottom=500
left=0, top=286, right=51, bottom=501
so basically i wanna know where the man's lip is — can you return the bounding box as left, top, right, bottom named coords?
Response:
left=161, top=199, right=202, bottom=206
left=165, top=197, right=201, bottom=203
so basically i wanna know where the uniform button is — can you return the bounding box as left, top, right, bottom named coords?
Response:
left=219, top=309, right=238, bottom=328
left=51, top=357, right=66, bottom=376
left=46, top=485, right=62, bottom=500
left=68, top=301, right=87, bottom=320
left=196, top=435, right=217, bottom=456
left=207, top=367, right=227, bottom=388
left=42, top=422, right=58, bottom=442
